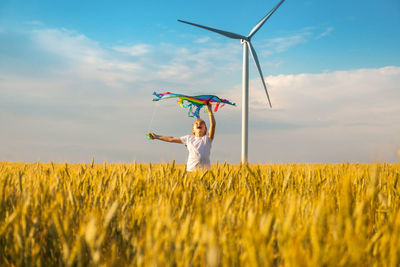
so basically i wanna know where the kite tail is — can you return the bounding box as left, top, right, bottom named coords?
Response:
left=187, top=105, right=191, bottom=117
left=177, top=98, right=184, bottom=108
left=152, top=91, right=162, bottom=99
left=152, top=91, right=172, bottom=101
left=192, top=105, right=201, bottom=119
left=180, top=100, right=201, bottom=119
left=214, top=102, right=220, bottom=112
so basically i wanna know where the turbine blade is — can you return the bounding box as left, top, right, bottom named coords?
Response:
left=247, top=41, right=272, bottom=108
left=178, top=19, right=247, bottom=40
left=248, top=0, right=285, bottom=38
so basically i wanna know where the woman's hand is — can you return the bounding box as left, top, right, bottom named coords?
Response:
left=148, top=133, right=159, bottom=140
left=206, top=102, right=213, bottom=113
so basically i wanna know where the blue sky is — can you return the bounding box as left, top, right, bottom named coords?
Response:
left=1, top=0, right=399, bottom=163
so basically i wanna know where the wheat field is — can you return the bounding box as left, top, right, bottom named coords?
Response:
left=0, top=161, right=399, bottom=266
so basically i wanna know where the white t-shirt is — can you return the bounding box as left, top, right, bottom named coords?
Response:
left=180, top=135, right=212, bottom=171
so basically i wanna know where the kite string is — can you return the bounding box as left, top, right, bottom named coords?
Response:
left=147, top=102, right=160, bottom=133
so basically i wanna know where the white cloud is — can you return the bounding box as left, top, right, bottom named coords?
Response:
left=259, top=26, right=334, bottom=56
left=316, top=27, right=334, bottom=39
left=25, top=28, right=154, bottom=88
left=195, top=36, right=211, bottom=43
left=260, top=29, right=311, bottom=56
left=25, top=20, right=45, bottom=26
left=222, top=66, right=400, bottom=162
left=153, top=42, right=241, bottom=86
left=269, top=35, right=308, bottom=53
left=228, top=66, right=400, bottom=121
left=113, top=44, right=152, bottom=56
left=23, top=27, right=243, bottom=90
left=32, top=28, right=101, bottom=61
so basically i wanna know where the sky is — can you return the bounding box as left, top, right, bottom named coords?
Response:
left=0, top=0, right=399, bottom=164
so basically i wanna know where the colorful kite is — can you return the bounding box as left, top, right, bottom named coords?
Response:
left=152, top=91, right=236, bottom=118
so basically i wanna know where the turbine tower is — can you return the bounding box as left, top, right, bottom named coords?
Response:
left=178, top=0, right=285, bottom=163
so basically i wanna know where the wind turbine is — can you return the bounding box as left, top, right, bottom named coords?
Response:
left=178, top=0, right=285, bottom=163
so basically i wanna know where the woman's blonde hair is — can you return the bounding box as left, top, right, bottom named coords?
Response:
left=192, top=119, right=207, bottom=134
